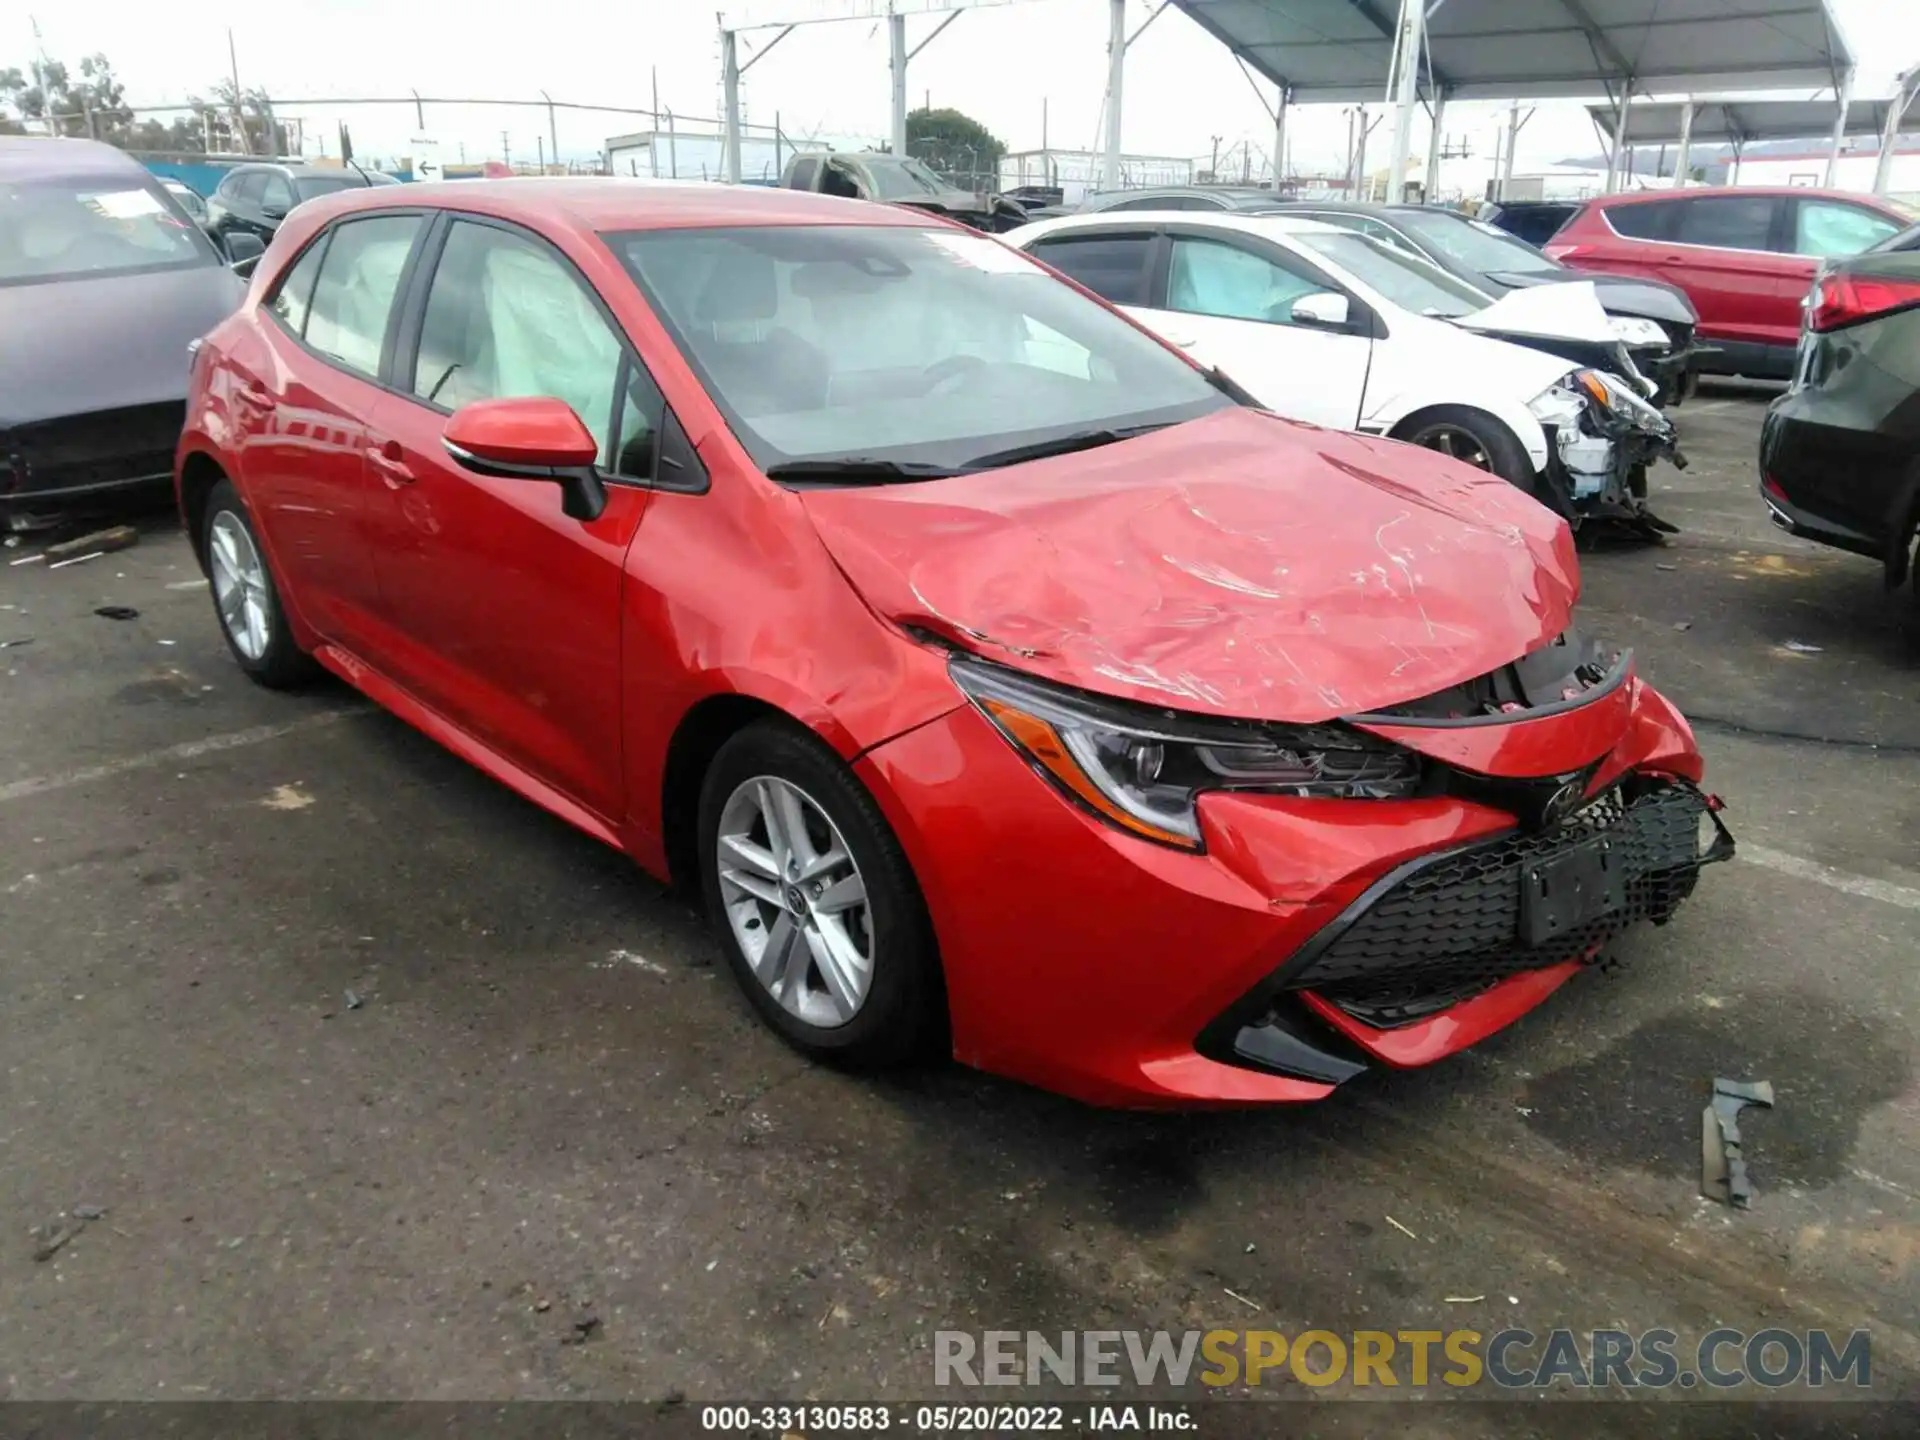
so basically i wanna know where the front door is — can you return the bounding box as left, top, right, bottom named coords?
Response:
left=1136, top=233, right=1372, bottom=428
left=1661, top=195, right=1801, bottom=358
left=360, top=216, right=663, bottom=823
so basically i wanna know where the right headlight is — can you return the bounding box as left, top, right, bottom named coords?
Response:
left=951, top=659, right=1422, bottom=851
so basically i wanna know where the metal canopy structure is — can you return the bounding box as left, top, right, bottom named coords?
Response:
left=1586, top=97, right=1912, bottom=148
left=1586, top=77, right=1920, bottom=195
left=1170, top=0, right=1854, bottom=103
left=1169, top=0, right=1857, bottom=201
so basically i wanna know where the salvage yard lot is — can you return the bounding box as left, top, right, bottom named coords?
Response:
left=1, top=387, right=1916, bottom=1426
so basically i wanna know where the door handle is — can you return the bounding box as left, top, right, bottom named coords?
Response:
left=367, top=438, right=415, bottom=486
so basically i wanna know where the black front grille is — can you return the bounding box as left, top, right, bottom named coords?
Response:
left=5, top=402, right=185, bottom=499
left=1281, top=784, right=1716, bottom=1020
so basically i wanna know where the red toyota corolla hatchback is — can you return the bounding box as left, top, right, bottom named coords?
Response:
left=176, top=180, right=1731, bottom=1106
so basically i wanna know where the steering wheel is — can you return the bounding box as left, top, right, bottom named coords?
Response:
left=920, top=353, right=990, bottom=396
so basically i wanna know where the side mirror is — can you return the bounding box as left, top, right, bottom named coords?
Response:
left=443, top=397, right=607, bottom=521
left=223, top=231, right=265, bottom=265
left=1290, top=292, right=1353, bottom=330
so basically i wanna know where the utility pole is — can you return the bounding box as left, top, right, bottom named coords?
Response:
left=501, top=130, right=511, bottom=169
left=537, top=135, right=545, bottom=172
left=1209, top=134, right=1221, bottom=180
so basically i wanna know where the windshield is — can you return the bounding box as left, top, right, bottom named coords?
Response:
left=0, top=178, right=213, bottom=286
left=294, top=174, right=370, bottom=201
left=1395, top=210, right=1562, bottom=276
left=613, top=224, right=1227, bottom=477
left=1293, top=230, right=1491, bottom=317
left=855, top=157, right=953, bottom=201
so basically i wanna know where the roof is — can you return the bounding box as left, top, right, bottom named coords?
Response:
left=301, top=177, right=935, bottom=233
left=0, top=136, right=150, bottom=179
left=1586, top=96, right=1920, bottom=147
left=1584, top=184, right=1912, bottom=210
left=1171, top=0, right=1854, bottom=103
left=1013, top=211, right=1340, bottom=242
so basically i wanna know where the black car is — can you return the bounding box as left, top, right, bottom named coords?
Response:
left=1, top=138, right=246, bottom=518
left=1760, top=248, right=1920, bottom=598
left=204, top=161, right=396, bottom=248
left=1278, top=200, right=1702, bottom=402
left=1480, top=200, right=1581, bottom=247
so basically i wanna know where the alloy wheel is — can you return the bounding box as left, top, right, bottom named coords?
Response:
left=209, top=510, right=271, bottom=661
left=1414, top=425, right=1493, bottom=471
left=715, top=776, right=874, bottom=1029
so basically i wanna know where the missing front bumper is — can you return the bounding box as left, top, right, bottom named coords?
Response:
left=1202, top=781, right=1733, bottom=1081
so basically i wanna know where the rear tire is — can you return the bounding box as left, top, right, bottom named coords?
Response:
left=697, top=719, right=944, bottom=1069
left=202, top=479, right=317, bottom=690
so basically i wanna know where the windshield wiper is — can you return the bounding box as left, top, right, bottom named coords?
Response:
left=960, top=422, right=1174, bottom=471
left=764, top=457, right=963, bottom=485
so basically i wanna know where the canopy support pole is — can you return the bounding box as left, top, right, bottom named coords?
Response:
left=1605, top=86, right=1634, bottom=194
left=1385, top=0, right=1426, bottom=204
left=720, top=27, right=742, bottom=184
left=1825, top=68, right=1854, bottom=188
left=889, top=11, right=908, bottom=157
left=1102, top=0, right=1125, bottom=190
left=1423, top=91, right=1447, bottom=202
left=1674, top=98, right=1694, bottom=187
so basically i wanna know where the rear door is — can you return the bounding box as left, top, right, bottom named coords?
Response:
left=359, top=214, right=662, bottom=823
left=1146, top=231, right=1372, bottom=427
left=1662, top=194, right=1802, bottom=363
left=229, top=211, right=427, bottom=650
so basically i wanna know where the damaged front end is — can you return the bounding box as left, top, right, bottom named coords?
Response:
left=1528, top=369, right=1684, bottom=539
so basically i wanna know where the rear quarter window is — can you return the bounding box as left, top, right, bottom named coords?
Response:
left=1028, top=233, right=1156, bottom=306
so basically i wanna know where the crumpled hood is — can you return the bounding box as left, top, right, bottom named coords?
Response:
left=800, top=408, right=1578, bottom=723
left=0, top=262, right=244, bottom=426
left=1484, top=269, right=1699, bottom=328
left=1453, top=281, right=1620, bottom=346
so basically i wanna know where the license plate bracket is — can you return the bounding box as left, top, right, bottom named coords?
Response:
left=1520, top=837, right=1627, bottom=947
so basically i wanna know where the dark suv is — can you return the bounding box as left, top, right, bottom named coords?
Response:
left=205, top=162, right=396, bottom=248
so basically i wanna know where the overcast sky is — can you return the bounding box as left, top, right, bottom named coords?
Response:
left=10, top=0, right=1919, bottom=179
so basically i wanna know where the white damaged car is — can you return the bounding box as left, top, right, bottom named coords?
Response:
left=1008, top=211, right=1682, bottom=535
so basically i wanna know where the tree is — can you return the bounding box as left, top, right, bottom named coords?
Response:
left=0, top=52, right=132, bottom=141
left=905, top=106, right=1006, bottom=185
left=0, top=50, right=289, bottom=155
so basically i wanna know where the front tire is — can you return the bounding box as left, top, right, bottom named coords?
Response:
left=1400, top=406, right=1538, bottom=490
left=202, top=478, right=316, bottom=689
left=698, top=719, right=944, bottom=1069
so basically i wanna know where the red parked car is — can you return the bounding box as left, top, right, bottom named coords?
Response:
left=175, top=180, right=1730, bottom=1107
left=1546, top=187, right=1909, bottom=379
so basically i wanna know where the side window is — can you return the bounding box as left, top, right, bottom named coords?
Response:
left=1027, top=234, right=1155, bottom=306
left=789, top=158, right=820, bottom=190
left=1101, top=196, right=1175, bottom=212
left=235, top=172, right=268, bottom=204
left=266, top=236, right=328, bottom=337
left=1794, top=200, right=1903, bottom=259
left=260, top=174, right=296, bottom=214
left=1675, top=196, right=1778, bottom=251
left=410, top=219, right=624, bottom=467
left=1605, top=201, right=1678, bottom=241
left=303, top=214, right=423, bottom=376
left=612, top=360, right=665, bottom=481
left=1167, top=237, right=1329, bottom=325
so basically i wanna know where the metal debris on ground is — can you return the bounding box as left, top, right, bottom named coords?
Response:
left=561, top=1316, right=602, bottom=1345
left=1701, top=1077, right=1775, bottom=1209
left=47, top=526, right=139, bottom=563
left=8, top=554, right=44, bottom=566
left=1223, top=1288, right=1262, bottom=1311
left=0, top=638, right=32, bottom=649
left=47, top=552, right=103, bottom=571
left=30, top=1215, right=83, bottom=1262
left=1444, top=1295, right=1485, bottom=1303
left=344, top=989, right=365, bottom=1011
left=1781, top=640, right=1823, bottom=654
left=1384, top=1214, right=1420, bottom=1240
left=1673, top=621, right=1692, bottom=631
left=1656, top=562, right=1678, bottom=571
left=94, top=606, right=141, bottom=622
left=72, top=1203, right=108, bottom=1221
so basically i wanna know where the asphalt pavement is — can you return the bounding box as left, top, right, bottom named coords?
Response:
left=1, top=387, right=1915, bottom=1432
